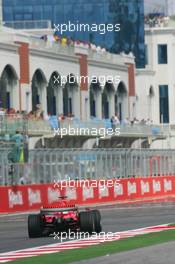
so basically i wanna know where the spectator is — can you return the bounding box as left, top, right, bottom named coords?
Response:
left=146, top=118, right=152, bottom=125
left=0, top=108, right=5, bottom=116
left=110, top=116, right=115, bottom=130
left=123, top=117, right=130, bottom=125
left=36, top=104, right=43, bottom=119
left=140, top=119, right=146, bottom=125
left=114, top=114, right=120, bottom=125
left=61, top=36, right=67, bottom=46
left=131, top=117, right=138, bottom=125
left=40, top=35, right=47, bottom=41
left=67, top=36, right=74, bottom=46
left=58, top=113, right=65, bottom=121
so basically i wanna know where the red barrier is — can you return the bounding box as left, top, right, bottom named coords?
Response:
left=0, top=176, right=175, bottom=213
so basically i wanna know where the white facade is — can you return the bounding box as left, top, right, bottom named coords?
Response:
left=136, top=26, right=175, bottom=123
left=0, top=28, right=135, bottom=122
left=135, top=24, right=175, bottom=148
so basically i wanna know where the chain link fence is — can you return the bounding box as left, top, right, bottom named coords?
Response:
left=0, top=148, right=12, bottom=185
left=0, top=148, right=175, bottom=185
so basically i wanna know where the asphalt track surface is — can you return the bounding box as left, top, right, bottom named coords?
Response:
left=0, top=205, right=175, bottom=254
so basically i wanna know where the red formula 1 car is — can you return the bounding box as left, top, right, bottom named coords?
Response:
left=28, top=196, right=102, bottom=238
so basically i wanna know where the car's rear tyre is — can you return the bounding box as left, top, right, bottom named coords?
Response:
left=28, top=214, right=43, bottom=238
left=79, top=211, right=95, bottom=234
left=90, top=210, right=102, bottom=233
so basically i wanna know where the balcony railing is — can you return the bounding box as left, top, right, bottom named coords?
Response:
left=3, top=20, right=52, bottom=30
left=0, top=114, right=171, bottom=138
left=145, top=17, right=175, bottom=29
left=29, top=36, right=75, bottom=57
left=27, top=118, right=170, bottom=138
left=0, top=114, right=28, bottom=135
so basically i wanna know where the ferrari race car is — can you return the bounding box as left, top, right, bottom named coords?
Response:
left=28, top=196, right=102, bottom=238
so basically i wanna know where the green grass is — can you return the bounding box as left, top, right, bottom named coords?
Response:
left=13, top=227, right=175, bottom=264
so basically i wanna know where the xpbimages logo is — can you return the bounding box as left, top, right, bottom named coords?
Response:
left=53, top=74, right=121, bottom=87
left=53, top=178, right=121, bottom=191
left=54, top=21, right=120, bottom=35
left=53, top=126, right=120, bottom=138
left=52, top=230, right=121, bottom=243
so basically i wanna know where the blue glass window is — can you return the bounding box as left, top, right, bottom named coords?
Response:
left=159, top=85, right=169, bottom=123
left=3, top=7, right=13, bottom=21
left=43, top=6, right=52, bottom=20
left=24, top=14, right=33, bottom=21
left=14, top=14, right=23, bottom=21
left=158, top=44, right=168, bottom=64
left=33, top=6, right=43, bottom=20
left=53, top=5, right=64, bottom=25
left=23, top=6, right=33, bottom=13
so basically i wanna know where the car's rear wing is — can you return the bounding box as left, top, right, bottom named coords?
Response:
left=40, top=207, right=78, bottom=214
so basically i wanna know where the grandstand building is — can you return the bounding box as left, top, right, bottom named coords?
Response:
left=0, top=27, right=143, bottom=149
left=0, top=4, right=175, bottom=149
left=0, top=25, right=174, bottom=150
